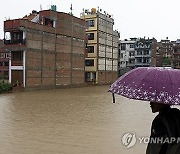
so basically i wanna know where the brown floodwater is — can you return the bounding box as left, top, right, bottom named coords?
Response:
left=0, top=85, right=165, bottom=154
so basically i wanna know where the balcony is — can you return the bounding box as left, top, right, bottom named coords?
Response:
left=172, top=58, right=180, bottom=62
left=11, top=51, right=23, bottom=66
left=173, top=52, right=180, bottom=55
left=11, top=60, right=23, bottom=66
left=135, top=54, right=151, bottom=58
left=135, top=63, right=150, bottom=66
left=127, top=63, right=135, bottom=67
left=4, top=39, right=26, bottom=45
left=4, top=19, right=22, bottom=30
left=129, top=55, right=135, bottom=59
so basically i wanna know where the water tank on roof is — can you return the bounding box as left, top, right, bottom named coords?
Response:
left=32, top=10, right=37, bottom=14
left=51, top=5, right=57, bottom=11
left=91, top=8, right=96, bottom=13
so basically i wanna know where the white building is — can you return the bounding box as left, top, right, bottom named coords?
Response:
left=119, top=38, right=137, bottom=75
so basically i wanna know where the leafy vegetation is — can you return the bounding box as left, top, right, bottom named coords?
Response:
left=162, top=57, right=171, bottom=66
left=0, top=81, right=12, bottom=93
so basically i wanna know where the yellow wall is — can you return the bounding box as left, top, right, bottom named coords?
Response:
left=87, top=44, right=97, bottom=58
left=86, top=18, right=97, bottom=31
left=85, top=57, right=97, bottom=72
left=86, top=31, right=97, bottom=44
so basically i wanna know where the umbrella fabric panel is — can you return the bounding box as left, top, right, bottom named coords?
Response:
left=109, top=67, right=180, bottom=105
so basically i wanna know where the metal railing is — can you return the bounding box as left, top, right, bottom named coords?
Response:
left=4, top=39, right=26, bottom=45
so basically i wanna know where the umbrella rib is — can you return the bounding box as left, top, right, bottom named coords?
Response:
left=135, top=68, right=158, bottom=102
left=167, top=69, right=174, bottom=97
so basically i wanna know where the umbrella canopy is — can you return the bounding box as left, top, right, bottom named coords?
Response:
left=109, top=67, right=180, bottom=105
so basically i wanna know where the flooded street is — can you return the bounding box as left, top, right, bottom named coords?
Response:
left=0, top=85, right=157, bottom=154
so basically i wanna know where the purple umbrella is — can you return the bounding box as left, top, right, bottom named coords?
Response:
left=109, top=67, right=180, bottom=105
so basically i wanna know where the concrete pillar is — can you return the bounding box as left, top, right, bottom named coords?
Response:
left=9, top=58, right=11, bottom=83
left=23, top=50, right=26, bottom=87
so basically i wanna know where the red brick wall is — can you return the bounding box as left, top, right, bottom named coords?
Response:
left=4, top=11, right=86, bottom=89
left=98, top=71, right=118, bottom=85
left=72, top=70, right=84, bottom=84
left=26, top=78, right=41, bottom=87
left=56, top=77, right=70, bottom=85
left=25, top=26, right=85, bottom=88
left=98, top=71, right=106, bottom=84
left=0, top=40, right=9, bottom=80
left=112, top=71, right=118, bottom=81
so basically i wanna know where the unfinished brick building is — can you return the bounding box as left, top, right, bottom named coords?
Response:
left=0, top=39, right=9, bottom=80
left=4, top=10, right=87, bottom=90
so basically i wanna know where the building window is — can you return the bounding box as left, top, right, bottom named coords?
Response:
left=137, top=51, right=142, bottom=55
left=85, top=59, right=94, bottom=66
left=121, top=44, right=126, bottom=50
left=87, top=46, right=94, bottom=53
left=0, top=62, right=3, bottom=66
left=11, top=31, right=24, bottom=44
left=87, top=33, right=94, bottom=40
left=0, top=53, right=5, bottom=58
left=5, top=53, right=10, bottom=59
left=130, top=44, right=134, bottom=48
left=4, top=31, right=25, bottom=45
left=137, top=58, right=142, bottom=63
left=130, top=52, right=134, bottom=56
left=120, top=53, right=123, bottom=58
left=4, top=62, right=9, bottom=66
left=144, top=50, right=149, bottom=55
left=12, top=32, right=22, bottom=40
left=85, top=72, right=91, bottom=81
left=88, top=20, right=95, bottom=27
left=143, top=58, right=149, bottom=63
left=44, top=18, right=55, bottom=27
left=12, top=51, right=23, bottom=61
left=129, top=59, right=135, bottom=64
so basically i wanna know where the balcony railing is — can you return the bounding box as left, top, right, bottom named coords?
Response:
left=135, top=54, right=151, bottom=58
left=172, top=58, right=180, bottom=62
left=4, top=39, right=26, bottom=45
left=135, top=63, right=150, bottom=66
left=11, top=60, right=23, bottom=66
left=129, top=55, right=135, bottom=59
left=127, top=63, right=135, bottom=67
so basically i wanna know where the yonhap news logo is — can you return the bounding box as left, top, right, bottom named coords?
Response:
left=122, top=132, right=136, bottom=148
left=122, top=132, right=180, bottom=149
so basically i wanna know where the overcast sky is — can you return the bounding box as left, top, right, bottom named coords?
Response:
left=0, top=0, right=180, bottom=41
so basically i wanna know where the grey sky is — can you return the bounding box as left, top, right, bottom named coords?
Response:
left=0, top=0, right=180, bottom=41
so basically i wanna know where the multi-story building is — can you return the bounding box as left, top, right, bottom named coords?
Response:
left=80, top=8, right=119, bottom=84
left=135, top=38, right=157, bottom=67
left=119, top=38, right=136, bottom=76
left=4, top=8, right=87, bottom=90
left=156, top=38, right=173, bottom=67
left=0, top=40, right=9, bottom=80
left=172, top=39, right=180, bottom=69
